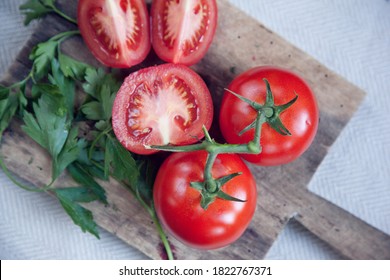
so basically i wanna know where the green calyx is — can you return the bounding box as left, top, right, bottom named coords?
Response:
left=225, top=78, right=298, bottom=136
left=190, top=172, right=245, bottom=210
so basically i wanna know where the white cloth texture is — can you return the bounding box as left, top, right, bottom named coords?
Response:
left=0, top=0, right=389, bottom=259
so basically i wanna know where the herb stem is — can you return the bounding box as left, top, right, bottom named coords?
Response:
left=88, top=126, right=113, bottom=161
left=0, top=154, right=55, bottom=192
left=52, top=6, right=77, bottom=25
left=120, top=179, right=174, bottom=260
left=150, top=205, right=174, bottom=260
left=51, top=30, right=80, bottom=42
left=3, top=71, right=32, bottom=90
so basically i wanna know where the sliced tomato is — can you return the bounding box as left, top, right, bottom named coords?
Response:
left=77, top=0, right=151, bottom=68
left=151, top=0, right=218, bottom=65
left=112, top=63, right=214, bottom=155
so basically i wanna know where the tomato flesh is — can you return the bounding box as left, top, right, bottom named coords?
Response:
left=126, top=75, right=198, bottom=143
left=151, top=0, right=218, bottom=65
left=153, top=151, right=257, bottom=250
left=78, top=0, right=150, bottom=68
left=219, top=66, right=319, bottom=166
left=112, top=64, right=213, bottom=155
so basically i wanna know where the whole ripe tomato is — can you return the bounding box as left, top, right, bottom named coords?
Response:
left=112, top=63, right=214, bottom=155
left=77, top=0, right=150, bottom=68
left=153, top=151, right=257, bottom=250
left=151, top=0, right=218, bottom=65
left=219, top=66, right=319, bottom=166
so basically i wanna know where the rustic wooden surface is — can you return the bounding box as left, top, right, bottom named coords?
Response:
left=1, top=0, right=390, bottom=259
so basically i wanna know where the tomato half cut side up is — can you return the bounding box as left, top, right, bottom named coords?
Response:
left=77, top=0, right=151, bottom=68
left=151, top=0, right=218, bottom=65
left=112, top=64, right=214, bottom=155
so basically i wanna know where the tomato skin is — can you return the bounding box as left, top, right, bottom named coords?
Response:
left=219, top=66, right=319, bottom=166
left=112, top=63, right=213, bottom=155
left=153, top=151, right=257, bottom=250
left=77, top=0, right=151, bottom=68
left=151, top=0, right=218, bottom=65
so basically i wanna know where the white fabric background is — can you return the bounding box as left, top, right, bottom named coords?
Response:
left=1, top=0, right=389, bottom=259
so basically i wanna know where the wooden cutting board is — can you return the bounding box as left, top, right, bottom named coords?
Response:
left=1, top=0, right=390, bottom=259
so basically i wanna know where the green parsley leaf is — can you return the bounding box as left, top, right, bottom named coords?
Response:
left=31, top=83, right=61, bottom=99
left=81, top=101, right=104, bottom=121
left=49, top=59, right=76, bottom=119
left=0, top=85, right=9, bottom=101
left=76, top=143, right=108, bottom=180
left=135, top=158, right=158, bottom=204
left=54, top=125, right=84, bottom=179
left=94, top=120, right=110, bottom=132
left=22, top=93, right=70, bottom=180
left=55, top=187, right=100, bottom=238
left=106, top=136, right=139, bottom=186
left=17, top=84, right=28, bottom=115
left=30, top=40, right=58, bottom=80
left=58, top=52, right=92, bottom=80
left=22, top=58, right=81, bottom=179
left=19, top=0, right=55, bottom=25
left=67, top=161, right=108, bottom=205
left=82, top=68, right=120, bottom=99
left=0, top=89, right=19, bottom=138
left=82, top=68, right=107, bottom=97
left=81, top=68, right=120, bottom=123
left=55, top=186, right=98, bottom=203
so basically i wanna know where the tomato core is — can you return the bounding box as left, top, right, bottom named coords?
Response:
left=126, top=75, right=199, bottom=144
left=151, top=0, right=217, bottom=65
left=162, top=0, right=209, bottom=58
left=88, top=0, right=142, bottom=58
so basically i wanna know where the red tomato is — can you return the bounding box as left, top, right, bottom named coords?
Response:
left=151, top=0, right=218, bottom=65
left=153, top=151, right=257, bottom=250
left=112, top=63, right=213, bottom=155
left=77, top=0, right=150, bottom=68
left=219, top=66, right=319, bottom=166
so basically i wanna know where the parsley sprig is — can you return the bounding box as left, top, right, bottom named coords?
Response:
left=0, top=1, right=173, bottom=258
left=20, top=0, right=77, bottom=25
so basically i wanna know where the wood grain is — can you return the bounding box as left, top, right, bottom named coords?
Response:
left=1, top=0, right=389, bottom=259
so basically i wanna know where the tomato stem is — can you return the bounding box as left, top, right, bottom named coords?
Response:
left=150, top=78, right=297, bottom=209
left=150, top=112, right=265, bottom=156
left=151, top=111, right=265, bottom=210
left=203, top=152, right=218, bottom=192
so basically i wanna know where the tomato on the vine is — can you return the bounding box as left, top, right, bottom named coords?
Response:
left=151, top=0, right=218, bottom=65
left=77, top=0, right=150, bottom=68
left=112, top=63, right=213, bottom=155
left=153, top=151, right=257, bottom=250
left=219, top=66, right=319, bottom=166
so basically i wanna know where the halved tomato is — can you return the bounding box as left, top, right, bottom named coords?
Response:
left=77, top=0, right=151, bottom=68
left=112, top=63, right=214, bottom=155
left=151, top=0, right=218, bottom=65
